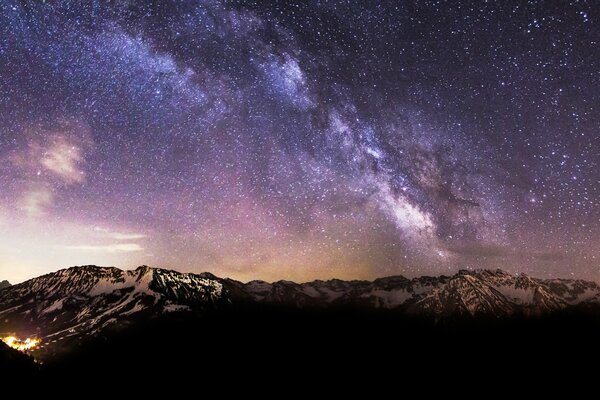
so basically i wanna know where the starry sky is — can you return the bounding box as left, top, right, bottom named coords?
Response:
left=1, top=1, right=599, bottom=284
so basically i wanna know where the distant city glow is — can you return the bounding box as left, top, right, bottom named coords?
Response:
left=1, top=336, right=41, bottom=352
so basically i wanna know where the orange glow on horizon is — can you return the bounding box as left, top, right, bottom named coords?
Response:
left=1, top=336, right=41, bottom=352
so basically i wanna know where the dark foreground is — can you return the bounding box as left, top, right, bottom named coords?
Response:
left=3, top=308, right=600, bottom=392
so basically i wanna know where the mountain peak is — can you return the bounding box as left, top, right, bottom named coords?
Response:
left=196, top=272, right=219, bottom=280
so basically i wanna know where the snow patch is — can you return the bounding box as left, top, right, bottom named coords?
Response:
left=41, top=299, right=65, bottom=314
left=492, top=286, right=534, bottom=304
left=163, top=303, right=191, bottom=313
left=362, top=289, right=413, bottom=308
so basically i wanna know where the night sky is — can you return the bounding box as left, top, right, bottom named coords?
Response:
left=1, top=1, right=599, bottom=283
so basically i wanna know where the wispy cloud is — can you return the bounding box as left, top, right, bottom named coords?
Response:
left=109, top=232, right=148, bottom=240
left=7, top=121, right=92, bottom=218
left=60, top=243, right=144, bottom=253
left=92, top=226, right=148, bottom=240
left=20, top=187, right=54, bottom=218
left=41, top=138, right=85, bottom=183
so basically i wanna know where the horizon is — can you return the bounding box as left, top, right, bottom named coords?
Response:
left=2, top=263, right=595, bottom=286
left=2, top=2, right=600, bottom=284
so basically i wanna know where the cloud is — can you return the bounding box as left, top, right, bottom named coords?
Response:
left=41, top=138, right=85, bottom=183
left=58, top=227, right=149, bottom=253
left=61, top=243, right=144, bottom=253
left=109, top=232, right=147, bottom=240
left=5, top=120, right=92, bottom=217
left=9, top=121, right=91, bottom=184
left=92, top=227, right=148, bottom=240
left=20, top=188, right=54, bottom=218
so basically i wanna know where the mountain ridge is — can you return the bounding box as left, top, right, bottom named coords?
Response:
left=2, top=265, right=600, bottom=359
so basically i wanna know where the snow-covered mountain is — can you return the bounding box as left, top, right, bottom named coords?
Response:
left=1, top=266, right=600, bottom=356
left=0, top=266, right=227, bottom=355
left=245, top=269, right=600, bottom=317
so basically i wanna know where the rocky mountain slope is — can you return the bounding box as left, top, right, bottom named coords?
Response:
left=2, top=266, right=600, bottom=357
left=0, top=280, right=10, bottom=290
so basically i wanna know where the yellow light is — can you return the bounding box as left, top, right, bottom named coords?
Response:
left=1, top=336, right=41, bottom=352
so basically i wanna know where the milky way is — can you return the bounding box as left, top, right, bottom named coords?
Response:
left=1, top=1, right=599, bottom=283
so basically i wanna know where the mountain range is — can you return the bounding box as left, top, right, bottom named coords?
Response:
left=4, top=265, right=600, bottom=384
left=2, top=265, right=600, bottom=359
